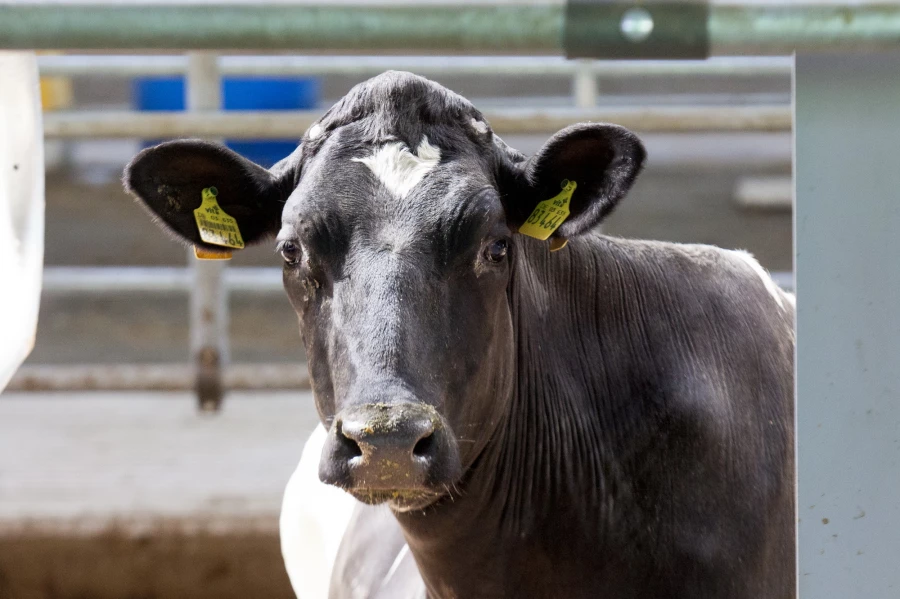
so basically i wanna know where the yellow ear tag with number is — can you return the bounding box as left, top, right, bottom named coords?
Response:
left=193, top=186, right=245, bottom=260
left=518, top=180, right=577, bottom=241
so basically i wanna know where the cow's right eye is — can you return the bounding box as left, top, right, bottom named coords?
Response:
left=483, top=238, right=509, bottom=263
left=280, top=241, right=302, bottom=266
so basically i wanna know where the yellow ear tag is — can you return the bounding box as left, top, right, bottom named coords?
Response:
left=518, top=180, right=577, bottom=241
left=193, top=186, right=245, bottom=252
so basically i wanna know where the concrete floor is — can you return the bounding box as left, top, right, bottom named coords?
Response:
left=0, top=392, right=319, bottom=533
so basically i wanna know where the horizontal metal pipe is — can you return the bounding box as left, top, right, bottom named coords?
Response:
left=709, top=5, right=900, bottom=56
left=2, top=4, right=900, bottom=54
left=42, top=266, right=795, bottom=294
left=6, top=363, right=311, bottom=392
left=733, top=176, right=793, bottom=211
left=42, top=105, right=791, bottom=138
left=42, top=267, right=285, bottom=293
left=0, top=3, right=562, bottom=53
left=35, top=55, right=793, bottom=78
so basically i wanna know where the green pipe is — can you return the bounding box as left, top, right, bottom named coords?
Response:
left=710, top=5, right=900, bottom=55
left=0, top=4, right=562, bottom=53
left=1, top=3, right=899, bottom=55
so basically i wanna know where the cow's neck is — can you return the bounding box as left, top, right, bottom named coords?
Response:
left=395, top=234, right=634, bottom=597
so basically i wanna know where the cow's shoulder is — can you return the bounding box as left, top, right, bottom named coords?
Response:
left=582, top=235, right=794, bottom=423
left=593, top=235, right=793, bottom=324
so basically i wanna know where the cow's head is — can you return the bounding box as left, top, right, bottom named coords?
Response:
left=125, top=72, right=645, bottom=510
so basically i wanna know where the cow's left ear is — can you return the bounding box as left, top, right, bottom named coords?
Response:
left=502, top=123, right=645, bottom=239
left=124, top=139, right=297, bottom=252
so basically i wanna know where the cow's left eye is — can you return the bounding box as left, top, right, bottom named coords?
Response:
left=483, top=239, right=509, bottom=263
left=280, top=241, right=302, bottom=265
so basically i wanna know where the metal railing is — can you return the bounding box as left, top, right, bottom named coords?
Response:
left=42, top=106, right=792, bottom=138
left=2, top=3, right=900, bottom=56
left=37, top=54, right=793, bottom=140
left=35, top=55, right=794, bottom=78
left=32, top=266, right=798, bottom=298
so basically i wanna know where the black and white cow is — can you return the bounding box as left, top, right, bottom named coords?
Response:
left=125, top=71, right=795, bottom=599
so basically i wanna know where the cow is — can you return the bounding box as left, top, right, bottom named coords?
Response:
left=124, top=71, right=795, bottom=599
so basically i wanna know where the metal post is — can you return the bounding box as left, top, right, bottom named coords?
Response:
left=796, top=53, right=900, bottom=597
left=186, top=52, right=227, bottom=412
left=572, top=60, right=598, bottom=109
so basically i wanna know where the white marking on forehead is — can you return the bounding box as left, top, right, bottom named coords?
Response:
left=352, top=136, right=441, bottom=198
left=730, top=249, right=786, bottom=310
left=470, top=118, right=489, bottom=134
left=307, top=123, right=323, bottom=139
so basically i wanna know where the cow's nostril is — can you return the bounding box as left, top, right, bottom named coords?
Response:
left=336, top=421, right=363, bottom=458
left=412, top=432, right=435, bottom=458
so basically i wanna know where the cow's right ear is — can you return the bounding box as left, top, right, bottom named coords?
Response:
left=124, top=139, right=296, bottom=252
left=496, top=123, right=645, bottom=242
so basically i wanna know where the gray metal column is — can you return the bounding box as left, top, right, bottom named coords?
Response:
left=186, top=52, right=228, bottom=412
left=796, top=53, right=900, bottom=597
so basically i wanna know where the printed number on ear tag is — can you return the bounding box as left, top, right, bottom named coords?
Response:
left=519, top=180, right=577, bottom=241
left=193, top=186, right=245, bottom=250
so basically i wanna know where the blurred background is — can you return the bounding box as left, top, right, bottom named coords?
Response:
left=1, top=17, right=791, bottom=599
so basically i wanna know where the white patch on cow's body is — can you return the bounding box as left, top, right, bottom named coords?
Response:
left=307, top=124, right=323, bottom=139
left=281, top=424, right=357, bottom=599
left=382, top=544, right=410, bottom=588
left=730, top=249, right=787, bottom=310
left=352, top=136, right=441, bottom=198
left=470, top=118, right=489, bottom=134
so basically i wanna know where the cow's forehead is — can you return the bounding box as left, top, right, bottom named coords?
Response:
left=280, top=131, right=501, bottom=247
left=278, top=71, right=504, bottom=240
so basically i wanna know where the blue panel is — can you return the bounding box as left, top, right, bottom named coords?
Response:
left=222, top=77, right=319, bottom=111
left=133, top=76, right=319, bottom=167
left=133, top=77, right=185, bottom=112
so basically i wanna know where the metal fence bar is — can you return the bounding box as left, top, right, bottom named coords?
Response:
left=35, top=55, right=794, bottom=78
left=572, top=60, right=598, bottom=109
left=732, top=176, right=792, bottom=211
left=42, top=267, right=285, bottom=294
left=41, top=266, right=795, bottom=294
left=6, top=364, right=311, bottom=393
left=2, top=4, right=899, bottom=55
left=42, top=105, right=792, bottom=138
left=186, top=52, right=228, bottom=412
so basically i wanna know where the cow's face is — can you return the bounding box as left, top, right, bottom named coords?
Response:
left=125, top=72, right=644, bottom=510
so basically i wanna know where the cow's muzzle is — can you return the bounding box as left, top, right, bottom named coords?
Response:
left=319, top=402, right=461, bottom=506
